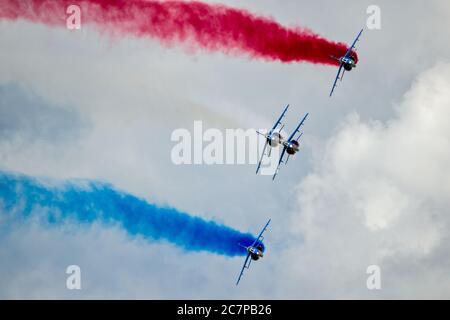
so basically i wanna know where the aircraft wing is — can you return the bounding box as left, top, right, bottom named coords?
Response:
left=256, top=138, right=269, bottom=174
left=344, top=28, right=363, bottom=59
left=251, top=218, right=271, bottom=248
left=236, top=252, right=252, bottom=286
left=272, top=146, right=286, bottom=180
left=329, top=64, right=344, bottom=97
left=287, top=113, right=309, bottom=141
left=269, top=104, right=289, bottom=135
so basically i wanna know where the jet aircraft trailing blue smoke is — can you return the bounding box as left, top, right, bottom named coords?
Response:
left=0, top=171, right=259, bottom=256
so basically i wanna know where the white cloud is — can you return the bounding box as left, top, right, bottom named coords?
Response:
left=282, top=62, right=450, bottom=298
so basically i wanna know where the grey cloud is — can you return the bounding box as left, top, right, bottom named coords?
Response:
left=280, top=62, right=450, bottom=299
left=0, top=84, right=85, bottom=143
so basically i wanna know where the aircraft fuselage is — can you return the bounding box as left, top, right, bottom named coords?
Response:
left=268, top=132, right=283, bottom=147
left=340, top=56, right=357, bottom=71
left=248, top=246, right=264, bottom=260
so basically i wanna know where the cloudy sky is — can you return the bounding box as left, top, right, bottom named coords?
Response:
left=1, top=0, right=450, bottom=299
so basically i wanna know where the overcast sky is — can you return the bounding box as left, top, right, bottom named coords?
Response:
left=1, top=0, right=450, bottom=299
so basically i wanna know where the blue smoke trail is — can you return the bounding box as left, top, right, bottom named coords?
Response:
left=0, top=171, right=260, bottom=256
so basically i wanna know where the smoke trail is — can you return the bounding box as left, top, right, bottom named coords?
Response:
left=0, top=171, right=258, bottom=256
left=0, top=0, right=357, bottom=65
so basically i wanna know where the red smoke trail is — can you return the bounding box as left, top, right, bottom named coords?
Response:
left=0, top=0, right=357, bottom=65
